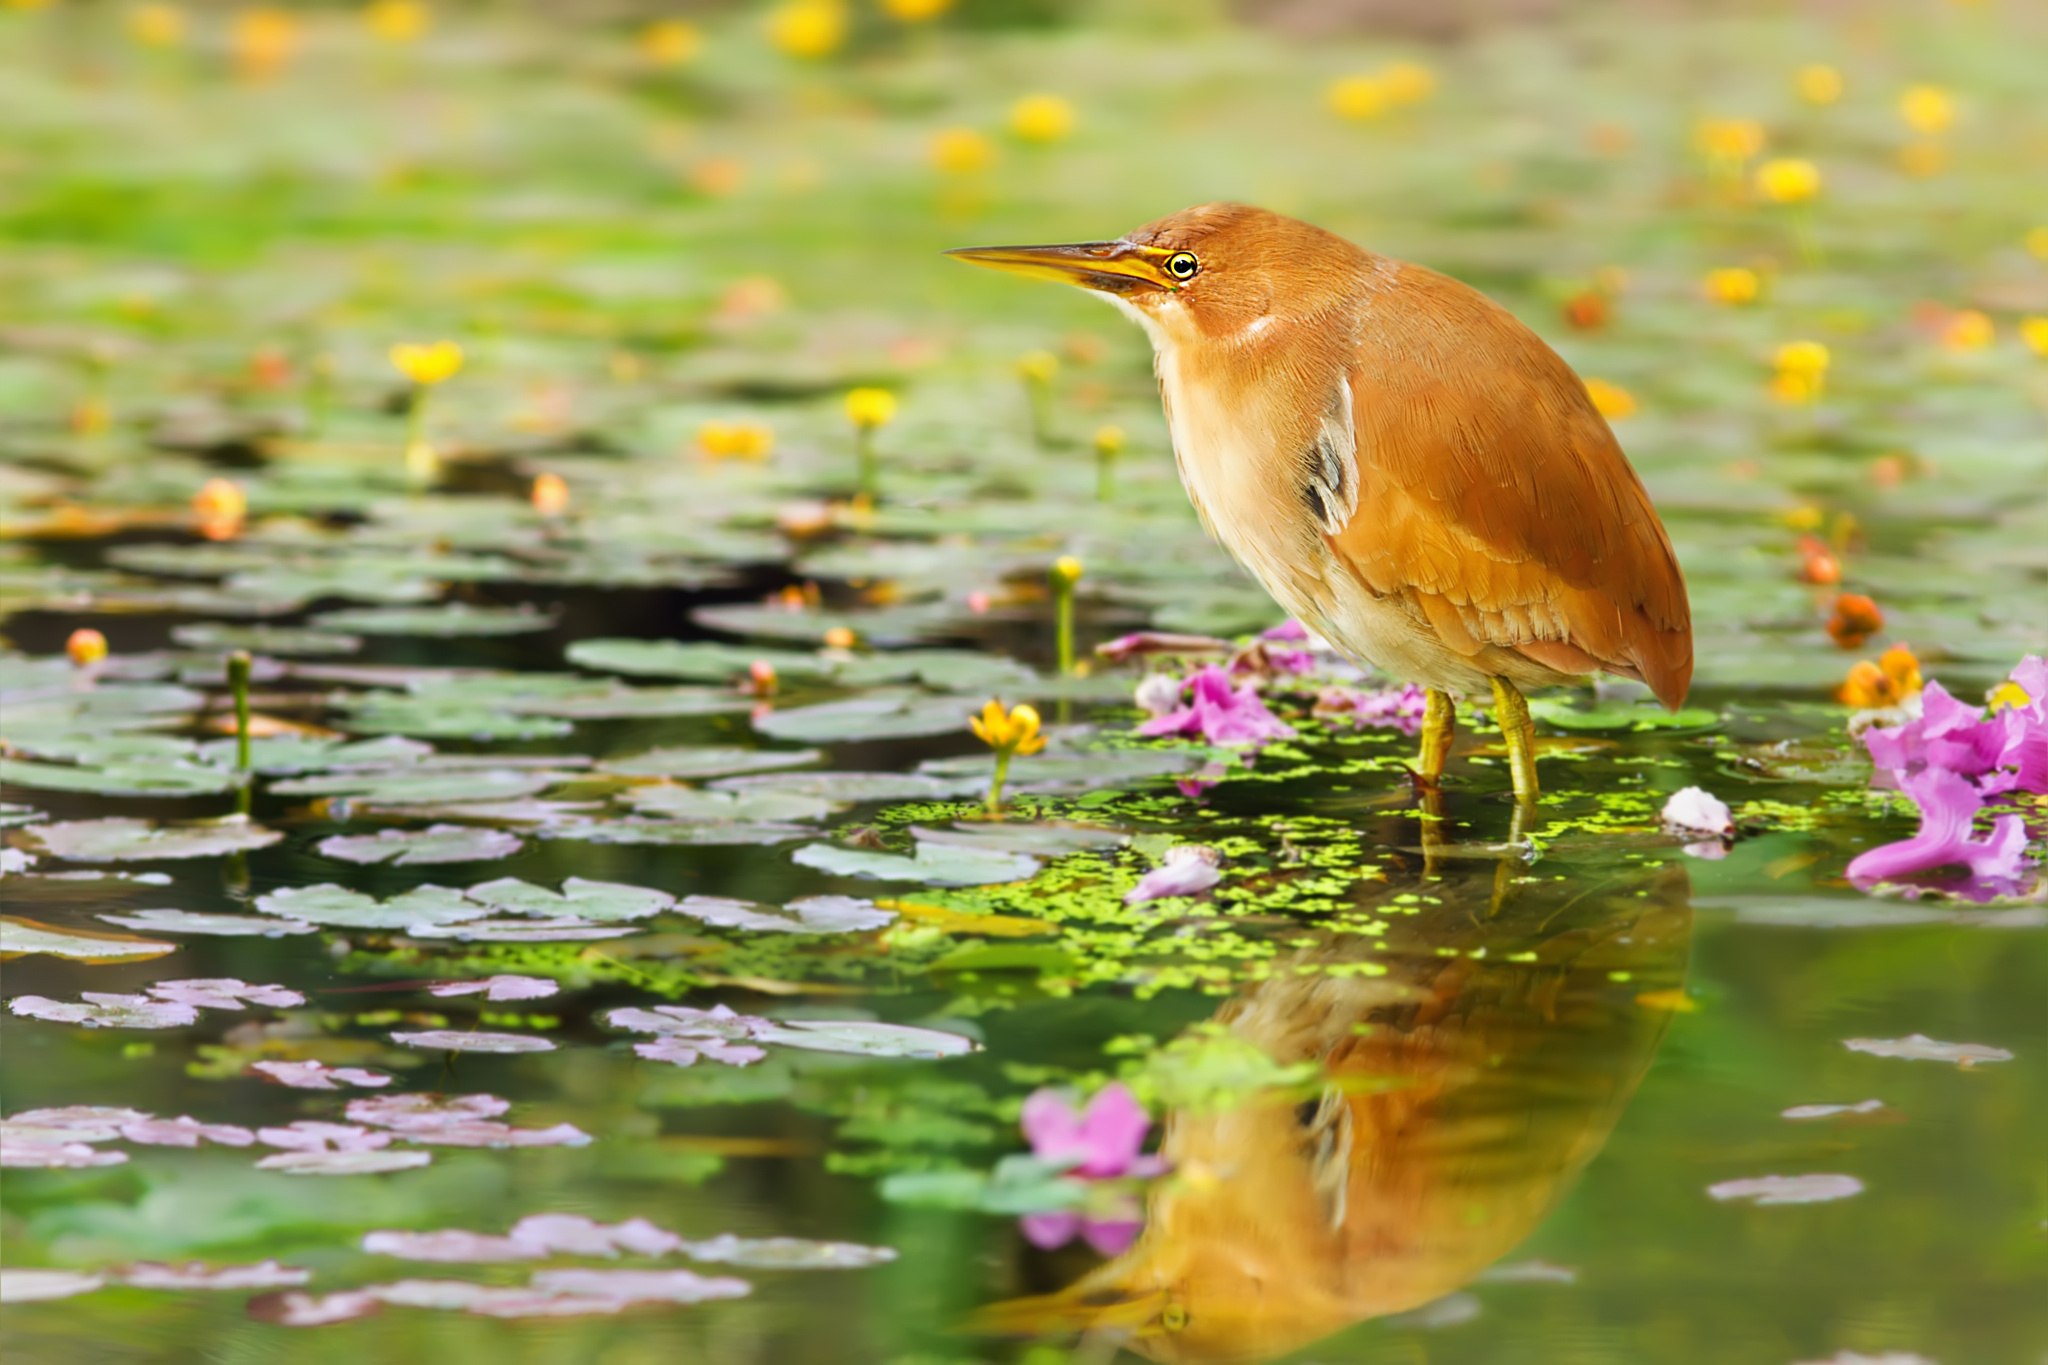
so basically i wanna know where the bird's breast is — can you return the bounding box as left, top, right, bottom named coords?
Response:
left=1157, top=348, right=1332, bottom=615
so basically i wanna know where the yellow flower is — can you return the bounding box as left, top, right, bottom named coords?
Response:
left=1326, top=75, right=1387, bottom=121
left=883, top=0, right=952, bottom=19
left=1989, top=680, right=2032, bottom=711
left=1050, top=555, right=1083, bottom=587
left=1009, top=94, right=1074, bottom=144
left=1940, top=309, right=1993, bottom=352
left=767, top=0, right=844, bottom=60
left=389, top=340, right=464, bottom=386
left=1755, top=157, right=1820, bottom=203
left=638, top=19, right=701, bottom=66
left=232, top=7, right=298, bottom=81
left=1898, top=84, right=1954, bottom=136
left=66, top=628, right=109, bottom=668
left=2028, top=227, right=2048, bottom=261
left=1695, top=117, right=1765, bottom=164
left=844, top=387, right=897, bottom=429
left=1838, top=644, right=1922, bottom=708
left=1704, top=267, right=1761, bottom=305
left=1093, top=425, right=1125, bottom=457
left=969, top=700, right=1046, bottom=757
left=128, top=4, right=186, bottom=48
left=1583, top=378, right=1636, bottom=420
left=365, top=0, right=426, bottom=43
left=930, top=127, right=994, bottom=176
left=822, top=625, right=857, bottom=650
left=1379, top=61, right=1435, bottom=106
left=1772, top=340, right=1830, bottom=403
left=1795, top=63, right=1842, bottom=106
left=2020, top=317, right=2048, bottom=357
left=1016, top=350, right=1059, bottom=384
left=193, top=477, right=248, bottom=540
left=1898, top=139, right=1947, bottom=178
left=531, top=472, right=570, bottom=517
left=697, top=420, right=775, bottom=460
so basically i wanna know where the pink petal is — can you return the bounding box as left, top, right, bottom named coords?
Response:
left=1018, top=1211, right=1079, bottom=1249
left=1073, top=1084, right=1151, bottom=1178
left=1019, top=1089, right=1084, bottom=1163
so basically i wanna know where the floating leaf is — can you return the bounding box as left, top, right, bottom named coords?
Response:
left=672, top=895, right=896, bottom=935
left=0, top=1269, right=106, bottom=1303
left=678, top=1234, right=896, bottom=1270
left=98, top=910, right=315, bottom=938
left=117, top=1260, right=310, bottom=1290
left=712, top=770, right=979, bottom=803
left=568, top=638, right=828, bottom=682
left=429, top=975, right=560, bottom=1002
left=465, top=877, right=674, bottom=923
left=271, top=766, right=563, bottom=804
left=1, top=915, right=176, bottom=962
left=255, top=884, right=485, bottom=932
left=9, top=993, right=198, bottom=1029
left=1843, top=1035, right=2013, bottom=1065
left=1706, top=1174, right=1863, bottom=1205
left=310, top=603, right=558, bottom=636
left=792, top=840, right=1039, bottom=887
left=317, top=825, right=524, bottom=866
left=256, top=1150, right=435, bottom=1176
left=539, top=820, right=810, bottom=847
left=171, top=623, right=364, bottom=656
left=602, top=745, right=823, bottom=781
left=620, top=786, right=837, bottom=823
left=390, top=1030, right=558, bottom=1054
left=21, top=817, right=282, bottom=863
left=1528, top=697, right=1721, bottom=732
left=754, top=693, right=977, bottom=744
left=0, top=757, right=235, bottom=798
left=250, top=1060, right=394, bottom=1090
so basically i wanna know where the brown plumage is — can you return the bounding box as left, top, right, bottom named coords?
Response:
left=951, top=204, right=1693, bottom=800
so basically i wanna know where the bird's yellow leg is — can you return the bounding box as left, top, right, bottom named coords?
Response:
left=1488, top=676, right=1541, bottom=804
left=1414, top=687, right=1456, bottom=785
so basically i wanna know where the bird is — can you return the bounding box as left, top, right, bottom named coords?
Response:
left=949, top=204, right=1692, bottom=803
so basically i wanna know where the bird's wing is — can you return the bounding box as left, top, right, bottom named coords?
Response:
left=1325, top=274, right=1692, bottom=706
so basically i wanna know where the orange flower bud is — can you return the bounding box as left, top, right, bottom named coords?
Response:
left=66, top=627, right=109, bottom=668
left=531, top=472, right=570, bottom=518
left=1826, top=593, right=1883, bottom=649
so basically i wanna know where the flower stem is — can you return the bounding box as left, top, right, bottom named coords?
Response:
left=1026, top=378, right=1052, bottom=448
left=855, top=427, right=877, bottom=500
left=986, top=749, right=1011, bottom=815
left=227, top=650, right=252, bottom=773
left=404, top=385, right=437, bottom=486
left=1055, top=582, right=1075, bottom=676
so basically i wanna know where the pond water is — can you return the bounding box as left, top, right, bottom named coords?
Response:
left=3, top=3, right=2046, bottom=1362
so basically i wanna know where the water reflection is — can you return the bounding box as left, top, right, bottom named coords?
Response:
left=980, top=845, right=1693, bottom=1363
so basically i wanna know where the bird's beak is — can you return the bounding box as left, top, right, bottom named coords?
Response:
left=946, top=240, right=1167, bottom=294
left=963, top=1285, right=1163, bottom=1340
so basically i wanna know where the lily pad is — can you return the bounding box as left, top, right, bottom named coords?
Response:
left=317, top=825, right=525, bottom=866
left=672, top=895, right=896, bottom=935
left=0, top=1270, right=106, bottom=1303
left=98, top=910, right=317, bottom=938
left=255, top=885, right=486, bottom=932
left=271, top=767, right=563, bottom=805
left=678, top=1235, right=896, bottom=1269
left=256, top=1150, right=436, bottom=1176
left=538, top=820, right=811, bottom=847
left=567, top=638, right=828, bottom=682
left=21, top=817, right=283, bottom=863
left=310, top=603, right=558, bottom=636
left=620, top=787, right=837, bottom=823
left=755, top=694, right=982, bottom=744
left=602, top=746, right=823, bottom=780
left=711, top=770, right=980, bottom=803
left=0, top=757, right=237, bottom=798
left=171, top=623, right=365, bottom=656
left=1, top=915, right=176, bottom=962
left=390, top=1030, right=558, bottom=1054
left=1527, top=697, right=1721, bottom=732
left=465, top=877, right=674, bottom=923
left=792, top=840, right=1040, bottom=887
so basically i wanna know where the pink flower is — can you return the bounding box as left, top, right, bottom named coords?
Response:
left=1096, top=631, right=1232, bottom=664
left=1138, top=665, right=1295, bottom=748
left=1125, top=845, right=1222, bottom=904
left=1862, top=682, right=2009, bottom=782
left=1261, top=619, right=1310, bottom=643
left=1846, top=766, right=2031, bottom=892
left=1313, top=682, right=1427, bottom=734
left=1018, top=1210, right=1141, bottom=1256
left=1020, top=1083, right=1155, bottom=1179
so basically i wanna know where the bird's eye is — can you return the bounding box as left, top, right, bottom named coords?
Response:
left=1161, top=1304, right=1190, bottom=1332
left=1162, top=251, right=1199, bottom=282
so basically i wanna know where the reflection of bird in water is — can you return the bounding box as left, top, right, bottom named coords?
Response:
left=974, top=852, right=1692, bottom=1364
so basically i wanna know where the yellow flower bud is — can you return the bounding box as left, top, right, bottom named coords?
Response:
left=1009, top=95, right=1074, bottom=144
left=767, top=0, right=844, bottom=60
left=844, top=387, right=897, bottom=430
left=1898, top=84, right=1954, bottom=136
left=883, top=0, right=952, bottom=20
left=389, top=340, right=464, bottom=386
left=1050, top=555, right=1083, bottom=587
left=1755, top=157, right=1821, bottom=203
left=66, top=628, right=109, bottom=668
left=1583, top=378, right=1636, bottom=420
left=638, top=19, right=701, bottom=66
left=1093, top=425, right=1125, bottom=457
left=2020, top=317, right=2048, bottom=358
left=364, top=0, right=427, bottom=43
left=1379, top=61, right=1435, bottom=106
left=1016, top=350, right=1059, bottom=384
left=1795, top=64, right=1842, bottom=106
left=1704, top=267, right=1761, bottom=305
left=1326, top=75, right=1387, bottom=121
left=531, top=472, right=570, bottom=517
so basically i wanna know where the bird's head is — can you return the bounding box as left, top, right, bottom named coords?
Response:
left=947, top=203, right=1366, bottom=349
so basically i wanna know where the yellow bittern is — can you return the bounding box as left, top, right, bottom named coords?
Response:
left=950, top=204, right=1692, bottom=802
